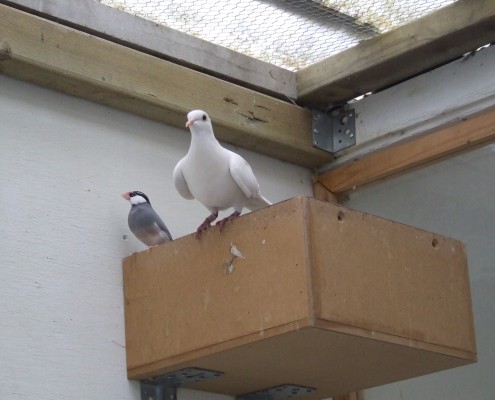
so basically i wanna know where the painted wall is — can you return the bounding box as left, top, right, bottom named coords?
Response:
left=345, top=144, right=495, bottom=399
left=1, top=55, right=493, bottom=400
left=0, top=75, right=313, bottom=400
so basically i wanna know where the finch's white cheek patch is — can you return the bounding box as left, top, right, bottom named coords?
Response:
left=130, top=195, right=147, bottom=205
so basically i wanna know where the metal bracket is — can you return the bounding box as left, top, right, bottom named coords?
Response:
left=140, top=367, right=223, bottom=400
left=237, top=384, right=316, bottom=400
left=312, top=107, right=356, bottom=153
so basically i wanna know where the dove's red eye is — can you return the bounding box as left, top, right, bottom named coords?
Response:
left=202, top=114, right=207, bottom=121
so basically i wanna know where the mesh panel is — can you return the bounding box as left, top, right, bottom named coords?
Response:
left=99, top=0, right=457, bottom=71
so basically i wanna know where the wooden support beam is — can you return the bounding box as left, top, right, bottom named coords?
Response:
left=0, top=4, right=332, bottom=168
left=317, top=107, right=495, bottom=194
left=313, top=181, right=340, bottom=204
left=297, top=0, right=495, bottom=108
left=0, top=0, right=297, bottom=99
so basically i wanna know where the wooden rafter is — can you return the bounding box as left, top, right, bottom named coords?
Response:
left=0, top=3, right=331, bottom=168
left=297, top=0, right=495, bottom=108
left=0, top=0, right=297, bottom=99
left=1, top=1, right=494, bottom=175
left=317, top=107, right=495, bottom=194
left=3, top=0, right=494, bottom=111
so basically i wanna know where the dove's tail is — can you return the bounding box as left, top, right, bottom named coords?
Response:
left=246, top=195, right=272, bottom=211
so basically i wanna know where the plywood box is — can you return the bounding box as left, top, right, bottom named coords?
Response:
left=123, top=197, right=476, bottom=398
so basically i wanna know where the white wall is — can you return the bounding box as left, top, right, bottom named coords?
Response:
left=2, top=58, right=493, bottom=400
left=0, top=74, right=313, bottom=400
left=345, top=144, right=495, bottom=399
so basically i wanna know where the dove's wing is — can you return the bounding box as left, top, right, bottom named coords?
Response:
left=173, top=158, right=194, bottom=200
left=229, top=152, right=261, bottom=199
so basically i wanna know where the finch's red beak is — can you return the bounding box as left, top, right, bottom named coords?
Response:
left=121, top=192, right=131, bottom=201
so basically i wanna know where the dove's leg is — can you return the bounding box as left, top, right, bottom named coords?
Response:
left=216, top=211, right=241, bottom=232
left=196, top=212, right=218, bottom=239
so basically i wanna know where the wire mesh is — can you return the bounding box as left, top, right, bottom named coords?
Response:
left=98, top=0, right=457, bottom=71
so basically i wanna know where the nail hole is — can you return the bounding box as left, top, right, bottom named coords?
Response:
left=337, top=211, right=345, bottom=221
left=432, top=238, right=439, bottom=248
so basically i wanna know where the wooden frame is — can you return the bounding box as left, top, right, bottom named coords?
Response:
left=1, top=1, right=494, bottom=184
left=0, top=3, right=331, bottom=168
left=317, top=107, right=495, bottom=195
left=0, top=0, right=297, bottom=99
left=297, top=0, right=495, bottom=107
left=4, top=0, right=494, bottom=109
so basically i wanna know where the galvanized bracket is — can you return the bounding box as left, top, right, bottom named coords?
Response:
left=237, top=384, right=316, bottom=400
left=140, top=367, right=223, bottom=400
left=312, top=107, right=356, bottom=153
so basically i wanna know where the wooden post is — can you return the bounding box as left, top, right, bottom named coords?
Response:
left=313, top=181, right=340, bottom=204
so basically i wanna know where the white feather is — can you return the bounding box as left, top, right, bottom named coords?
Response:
left=129, top=195, right=147, bottom=205
left=174, top=110, right=271, bottom=215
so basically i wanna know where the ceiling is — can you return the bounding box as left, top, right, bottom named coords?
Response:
left=99, top=0, right=456, bottom=71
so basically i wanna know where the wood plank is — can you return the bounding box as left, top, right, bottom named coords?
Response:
left=297, top=0, right=495, bottom=107
left=1, top=0, right=297, bottom=99
left=0, top=4, right=331, bottom=168
left=318, top=107, right=495, bottom=194
left=313, top=182, right=340, bottom=204
left=331, top=44, right=495, bottom=168
left=123, top=197, right=476, bottom=394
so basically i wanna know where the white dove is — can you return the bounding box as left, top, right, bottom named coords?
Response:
left=173, top=110, right=271, bottom=238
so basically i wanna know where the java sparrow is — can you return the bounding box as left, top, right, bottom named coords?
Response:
left=122, top=191, right=172, bottom=247
left=173, top=110, right=271, bottom=239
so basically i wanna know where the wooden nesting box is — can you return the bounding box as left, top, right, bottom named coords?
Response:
left=123, top=197, right=476, bottom=398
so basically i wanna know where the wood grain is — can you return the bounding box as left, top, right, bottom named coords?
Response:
left=2, top=0, right=297, bottom=98
left=313, top=181, right=340, bottom=204
left=297, top=0, right=495, bottom=107
left=0, top=3, right=331, bottom=168
left=318, top=107, right=495, bottom=193
left=124, top=197, right=476, bottom=397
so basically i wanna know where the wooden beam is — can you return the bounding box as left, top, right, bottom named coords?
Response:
left=318, top=107, right=495, bottom=194
left=297, top=0, right=495, bottom=107
left=0, top=0, right=297, bottom=99
left=313, top=182, right=340, bottom=204
left=0, top=4, right=331, bottom=168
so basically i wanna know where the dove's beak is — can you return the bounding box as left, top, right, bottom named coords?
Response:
left=185, top=119, right=194, bottom=128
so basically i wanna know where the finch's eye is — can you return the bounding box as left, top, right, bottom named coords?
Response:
left=202, top=114, right=207, bottom=121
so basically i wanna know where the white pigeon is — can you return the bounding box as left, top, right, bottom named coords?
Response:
left=173, top=110, right=271, bottom=238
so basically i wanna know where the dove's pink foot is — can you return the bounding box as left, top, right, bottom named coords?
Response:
left=216, top=211, right=241, bottom=232
left=195, top=212, right=218, bottom=239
